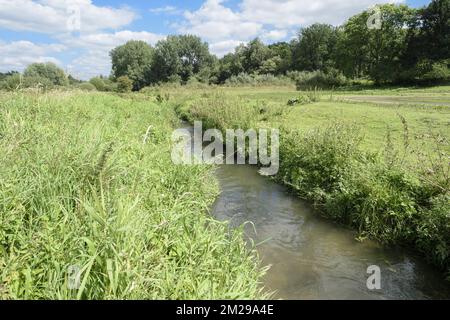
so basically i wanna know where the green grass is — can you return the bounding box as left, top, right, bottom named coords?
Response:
left=0, top=90, right=267, bottom=299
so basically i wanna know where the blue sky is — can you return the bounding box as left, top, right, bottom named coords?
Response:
left=0, top=0, right=431, bottom=79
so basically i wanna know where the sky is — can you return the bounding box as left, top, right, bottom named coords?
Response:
left=0, top=0, right=431, bottom=79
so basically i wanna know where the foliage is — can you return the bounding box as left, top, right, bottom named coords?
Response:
left=150, top=35, right=215, bottom=84
left=77, top=82, right=97, bottom=91
left=293, top=70, right=349, bottom=89
left=89, top=76, right=117, bottom=92
left=110, top=40, right=153, bottom=90
left=23, top=62, right=68, bottom=86
left=116, top=76, right=133, bottom=93
left=0, top=73, right=53, bottom=91
left=292, top=23, right=338, bottom=72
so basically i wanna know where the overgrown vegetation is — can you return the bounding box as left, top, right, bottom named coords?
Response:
left=0, top=91, right=266, bottom=299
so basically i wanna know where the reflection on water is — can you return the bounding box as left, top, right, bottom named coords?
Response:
left=211, top=164, right=450, bottom=300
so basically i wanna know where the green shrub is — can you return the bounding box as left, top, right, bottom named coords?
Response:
left=23, top=62, right=68, bottom=86
left=292, top=69, right=349, bottom=90
left=0, top=74, right=53, bottom=91
left=116, top=76, right=133, bottom=93
left=277, top=124, right=450, bottom=276
left=224, top=73, right=294, bottom=87
left=77, top=82, right=97, bottom=91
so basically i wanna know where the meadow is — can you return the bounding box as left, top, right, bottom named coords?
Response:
left=0, top=84, right=449, bottom=300
left=169, top=84, right=450, bottom=278
left=0, top=90, right=266, bottom=299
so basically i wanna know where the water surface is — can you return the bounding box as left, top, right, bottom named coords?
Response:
left=211, top=164, right=450, bottom=300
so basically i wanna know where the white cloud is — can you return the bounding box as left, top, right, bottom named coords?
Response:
left=261, top=29, right=289, bottom=42
left=149, top=6, right=180, bottom=15
left=0, top=0, right=136, bottom=34
left=0, top=40, right=64, bottom=72
left=209, top=40, right=245, bottom=57
left=240, top=0, right=404, bottom=28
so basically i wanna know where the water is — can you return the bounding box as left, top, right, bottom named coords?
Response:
left=211, top=164, right=450, bottom=300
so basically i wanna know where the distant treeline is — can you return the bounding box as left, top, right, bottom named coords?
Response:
left=108, top=1, right=449, bottom=90
left=1, top=1, right=448, bottom=92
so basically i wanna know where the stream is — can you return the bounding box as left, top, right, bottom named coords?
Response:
left=179, top=123, right=450, bottom=300
left=211, top=164, right=450, bottom=300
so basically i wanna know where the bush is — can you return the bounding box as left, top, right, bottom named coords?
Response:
left=277, top=124, right=450, bottom=276
left=23, top=62, right=68, bottom=86
left=291, top=69, right=349, bottom=90
left=0, top=74, right=53, bottom=91
left=77, top=82, right=97, bottom=91
left=89, top=77, right=118, bottom=92
left=116, top=76, right=133, bottom=93
left=398, top=60, right=450, bottom=85
left=224, top=73, right=294, bottom=87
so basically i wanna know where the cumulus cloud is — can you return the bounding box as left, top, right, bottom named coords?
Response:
left=0, top=40, right=64, bottom=72
left=240, top=0, right=404, bottom=28
left=0, top=0, right=136, bottom=34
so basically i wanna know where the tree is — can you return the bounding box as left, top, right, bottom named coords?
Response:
left=23, top=62, right=68, bottom=86
left=149, top=35, right=214, bottom=83
left=110, top=40, right=153, bottom=90
left=116, top=76, right=133, bottom=92
left=293, top=24, right=338, bottom=72
left=336, top=4, right=415, bottom=83
left=241, top=38, right=271, bottom=74
left=419, top=0, right=450, bottom=62
left=268, top=42, right=294, bottom=74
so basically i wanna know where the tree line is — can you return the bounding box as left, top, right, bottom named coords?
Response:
left=1, top=1, right=448, bottom=92
left=110, top=1, right=449, bottom=89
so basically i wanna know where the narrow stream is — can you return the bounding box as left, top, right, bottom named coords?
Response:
left=211, top=164, right=450, bottom=300
left=179, top=123, right=450, bottom=300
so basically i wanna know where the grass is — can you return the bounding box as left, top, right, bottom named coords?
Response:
left=0, top=90, right=267, bottom=299
left=167, top=85, right=450, bottom=280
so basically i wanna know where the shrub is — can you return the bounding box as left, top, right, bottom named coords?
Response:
left=292, top=69, right=349, bottom=90
left=23, top=62, right=68, bottom=86
left=116, top=76, right=133, bottom=93
left=0, top=74, right=53, bottom=91
left=224, top=73, right=294, bottom=87
left=89, top=77, right=117, bottom=92
left=77, top=82, right=97, bottom=91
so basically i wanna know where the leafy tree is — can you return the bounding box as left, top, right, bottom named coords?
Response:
left=268, top=42, right=294, bottom=74
left=240, top=38, right=271, bottom=74
left=110, top=40, right=153, bottom=90
left=419, top=0, right=450, bottom=62
left=149, top=35, right=214, bottom=83
left=23, top=62, right=68, bottom=86
left=293, top=24, right=338, bottom=72
left=216, top=50, right=245, bottom=83
left=336, top=4, right=415, bottom=83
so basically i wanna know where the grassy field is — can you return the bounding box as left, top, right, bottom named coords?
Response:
left=0, top=90, right=266, bottom=299
left=170, top=84, right=450, bottom=279
left=169, top=85, right=450, bottom=155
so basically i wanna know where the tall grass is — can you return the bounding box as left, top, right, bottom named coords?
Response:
left=0, top=91, right=267, bottom=299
